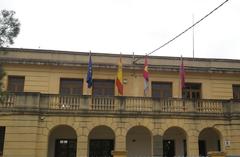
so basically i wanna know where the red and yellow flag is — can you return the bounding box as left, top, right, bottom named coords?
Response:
left=116, top=55, right=123, bottom=95
left=143, top=55, right=149, bottom=96
left=179, top=56, right=185, bottom=90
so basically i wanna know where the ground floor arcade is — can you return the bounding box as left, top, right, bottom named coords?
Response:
left=1, top=115, right=238, bottom=157
left=48, top=124, right=222, bottom=157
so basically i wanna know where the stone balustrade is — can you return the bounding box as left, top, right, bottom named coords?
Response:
left=0, top=92, right=237, bottom=116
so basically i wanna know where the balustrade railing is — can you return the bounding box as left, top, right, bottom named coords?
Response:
left=48, top=95, right=82, bottom=110
left=160, top=99, right=187, bottom=112
left=125, top=97, right=154, bottom=112
left=0, top=93, right=236, bottom=115
left=0, top=93, right=16, bottom=108
left=195, top=99, right=224, bottom=113
left=91, top=96, right=116, bottom=111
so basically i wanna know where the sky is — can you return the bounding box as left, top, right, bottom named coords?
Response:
left=1, top=0, right=240, bottom=59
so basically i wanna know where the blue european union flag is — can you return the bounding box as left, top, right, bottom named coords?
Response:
left=86, top=53, right=93, bottom=88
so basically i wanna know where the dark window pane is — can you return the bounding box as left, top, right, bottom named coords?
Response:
left=233, top=85, right=240, bottom=99
left=7, top=76, right=25, bottom=92
left=0, top=127, right=5, bottom=156
left=55, top=139, right=76, bottom=157
left=152, top=82, right=172, bottom=98
left=60, top=78, right=83, bottom=95
left=93, top=80, right=115, bottom=96
left=89, top=139, right=114, bottom=157
left=182, top=83, right=201, bottom=99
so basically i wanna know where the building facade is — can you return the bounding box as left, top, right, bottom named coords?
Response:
left=0, top=48, right=240, bottom=157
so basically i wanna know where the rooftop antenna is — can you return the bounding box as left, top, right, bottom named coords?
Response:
left=132, top=0, right=229, bottom=64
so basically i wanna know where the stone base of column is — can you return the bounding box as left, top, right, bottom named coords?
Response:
left=111, top=151, right=127, bottom=157
left=208, top=151, right=226, bottom=157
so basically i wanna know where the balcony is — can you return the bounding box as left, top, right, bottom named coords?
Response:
left=0, top=92, right=239, bottom=117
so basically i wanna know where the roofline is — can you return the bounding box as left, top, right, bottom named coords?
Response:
left=1, top=57, right=240, bottom=74
left=1, top=47, right=240, bottom=63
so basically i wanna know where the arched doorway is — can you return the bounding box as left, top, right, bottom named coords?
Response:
left=126, top=126, right=152, bottom=157
left=198, top=127, right=222, bottom=156
left=163, top=127, right=187, bottom=157
left=88, top=125, right=115, bottom=157
left=48, top=125, right=77, bottom=157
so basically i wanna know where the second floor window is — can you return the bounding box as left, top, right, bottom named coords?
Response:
left=182, top=83, right=201, bottom=99
left=7, top=76, right=25, bottom=92
left=152, top=82, right=172, bottom=98
left=93, top=80, right=114, bottom=96
left=233, top=85, right=240, bottom=99
left=60, top=78, right=83, bottom=95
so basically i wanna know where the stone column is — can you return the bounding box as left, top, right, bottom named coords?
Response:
left=153, top=135, right=163, bottom=157
left=77, top=135, right=88, bottom=157
left=187, top=134, right=199, bottom=156
left=36, top=127, right=48, bottom=157
left=112, top=134, right=127, bottom=157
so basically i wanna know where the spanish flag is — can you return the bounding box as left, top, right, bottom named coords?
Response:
left=116, top=55, right=123, bottom=95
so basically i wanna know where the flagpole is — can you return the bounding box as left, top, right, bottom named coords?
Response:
left=143, top=54, right=149, bottom=97
left=116, top=52, right=123, bottom=96
left=117, top=52, right=119, bottom=96
left=192, top=14, right=195, bottom=59
left=120, top=52, right=122, bottom=96
left=179, top=55, right=184, bottom=99
left=179, top=56, right=181, bottom=98
left=179, top=55, right=186, bottom=99
left=86, top=50, right=93, bottom=95
left=88, top=50, right=90, bottom=96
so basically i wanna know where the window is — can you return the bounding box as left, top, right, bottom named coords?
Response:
left=0, top=127, right=5, bottom=156
left=93, top=80, right=114, bottom=96
left=7, top=76, right=25, bottom=92
left=55, top=139, right=77, bottom=157
left=60, top=78, right=83, bottom=95
left=233, top=85, right=240, bottom=99
left=151, top=82, right=172, bottom=98
left=182, top=83, right=201, bottom=99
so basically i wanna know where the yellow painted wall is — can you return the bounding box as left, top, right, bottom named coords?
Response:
left=2, top=64, right=240, bottom=99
